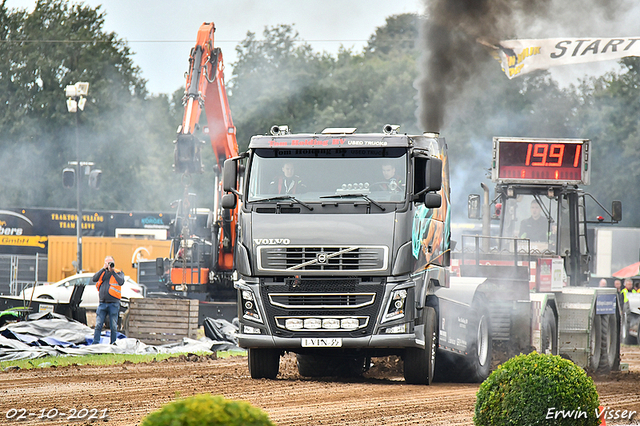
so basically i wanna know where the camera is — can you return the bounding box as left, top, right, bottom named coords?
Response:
left=109, top=262, right=115, bottom=268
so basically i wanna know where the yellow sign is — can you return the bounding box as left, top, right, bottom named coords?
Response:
left=50, top=212, right=104, bottom=231
left=0, top=235, right=48, bottom=248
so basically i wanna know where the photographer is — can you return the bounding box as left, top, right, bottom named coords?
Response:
left=91, top=255, right=125, bottom=345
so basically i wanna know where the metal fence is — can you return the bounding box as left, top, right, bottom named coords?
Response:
left=0, top=254, right=48, bottom=296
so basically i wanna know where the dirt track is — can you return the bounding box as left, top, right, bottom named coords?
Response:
left=2, top=346, right=640, bottom=426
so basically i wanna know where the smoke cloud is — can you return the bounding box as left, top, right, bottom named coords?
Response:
left=416, top=0, right=636, bottom=132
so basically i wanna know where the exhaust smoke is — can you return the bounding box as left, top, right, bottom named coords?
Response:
left=416, top=0, right=636, bottom=132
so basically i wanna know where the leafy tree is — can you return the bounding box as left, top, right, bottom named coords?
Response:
left=312, top=50, right=420, bottom=134
left=2, top=3, right=639, bottom=229
left=364, top=13, right=421, bottom=57
left=229, top=24, right=332, bottom=149
left=229, top=15, right=422, bottom=144
left=0, top=0, right=181, bottom=212
left=364, top=13, right=420, bottom=133
left=573, top=57, right=640, bottom=226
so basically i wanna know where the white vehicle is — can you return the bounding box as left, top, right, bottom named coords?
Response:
left=19, top=273, right=145, bottom=310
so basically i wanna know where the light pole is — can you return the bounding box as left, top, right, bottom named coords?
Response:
left=65, top=82, right=89, bottom=273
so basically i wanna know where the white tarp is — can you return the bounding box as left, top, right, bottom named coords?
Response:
left=496, top=37, right=640, bottom=79
left=0, top=313, right=242, bottom=362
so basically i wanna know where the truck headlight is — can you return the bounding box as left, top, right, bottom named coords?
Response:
left=285, top=318, right=303, bottom=330
left=241, top=290, right=262, bottom=323
left=322, top=318, right=341, bottom=329
left=340, top=318, right=359, bottom=329
left=382, top=289, right=407, bottom=323
left=303, top=318, right=322, bottom=329
left=384, top=323, right=408, bottom=334
left=243, top=325, right=262, bottom=334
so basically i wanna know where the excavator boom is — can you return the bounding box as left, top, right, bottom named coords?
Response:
left=169, top=22, right=239, bottom=295
left=176, top=22, right=239, bottom=171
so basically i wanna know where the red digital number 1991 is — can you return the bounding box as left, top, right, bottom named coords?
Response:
left=524, top=143, right=581, bottom=167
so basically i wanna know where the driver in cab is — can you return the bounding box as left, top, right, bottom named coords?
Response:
left=380, top=163, right=404, bottom=192
left=519, top=200, right=550, bottom=242
left=270, top=162, right=306, bottom=194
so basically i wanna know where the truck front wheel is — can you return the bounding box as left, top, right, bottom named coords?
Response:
left=248, top=348, right=280, bottom=379
left=403, top=306, right=437, bottom=385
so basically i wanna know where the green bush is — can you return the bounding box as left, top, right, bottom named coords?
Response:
left=474, top=352, right=600, bottom=426
left=141, top=393, right=275, bottom=426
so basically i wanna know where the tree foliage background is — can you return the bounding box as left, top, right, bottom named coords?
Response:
left=0, top=0, right=182, bottom=213
left=1, top=1, right=639, bottom=226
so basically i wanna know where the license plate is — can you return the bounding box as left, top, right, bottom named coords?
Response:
left=301, top=338, right=343, bottom=347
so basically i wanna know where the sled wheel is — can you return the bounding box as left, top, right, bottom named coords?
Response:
left=540, top=306, right=558, bottom=355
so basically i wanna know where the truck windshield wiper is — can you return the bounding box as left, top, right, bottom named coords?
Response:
left=319, top=194, right=386, bottom=211
left=252, top=195, right=313, bottom=211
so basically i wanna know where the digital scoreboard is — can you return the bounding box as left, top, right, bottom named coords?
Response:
left=491, top=137, right=590, bottom=185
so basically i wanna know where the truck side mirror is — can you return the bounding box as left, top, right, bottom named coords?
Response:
left=612, top=200, right=622, bottom=222
left=414, top=156, right=442, bottom=204
left=223, top=158, right=237, bottom=192
left=425, top=158, right=442, bottom=192
left=221, top=193, right=237, bottom=210
left=468, top=194, right=481, bottom=219
left=425, top=193, right=442, bottom=209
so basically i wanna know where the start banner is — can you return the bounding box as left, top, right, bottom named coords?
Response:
left=496, top=37, right=640, bottom=79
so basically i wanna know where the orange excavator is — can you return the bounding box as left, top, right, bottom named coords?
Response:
left=166, top=22, right=239, bottom=303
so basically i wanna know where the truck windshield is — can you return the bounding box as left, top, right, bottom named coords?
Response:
left=502, top=194, right=559, bottom=253
left=246, top=148, right=407, bottom=203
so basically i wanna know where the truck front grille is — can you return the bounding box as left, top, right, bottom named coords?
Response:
left=260, top=277, right=384, bottom=337
left=258, top=245, right=387, bottom=272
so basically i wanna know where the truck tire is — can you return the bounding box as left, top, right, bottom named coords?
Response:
left=540, top=306, right=558, bottom=355
left=296, top=354, right=329, bottom=377
left=403, top=306, right=437, bottom=385
left=248, top=348, right=280, bottom=379
left=598, top=314, right=619, bottom=372
left=463, top=305, right=492, bottom=382
left=589, top=314, right=602, bottom=371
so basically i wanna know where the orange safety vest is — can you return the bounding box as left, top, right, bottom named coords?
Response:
left=96, top=270, right=123, bottom=300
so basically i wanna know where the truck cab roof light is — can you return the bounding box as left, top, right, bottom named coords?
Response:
left=321, top=127, right=357, bottom=134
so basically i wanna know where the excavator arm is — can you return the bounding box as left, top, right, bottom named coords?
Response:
left=175, top=22, right=238, bottom=171
left=171, top=22, right=239, bottom=291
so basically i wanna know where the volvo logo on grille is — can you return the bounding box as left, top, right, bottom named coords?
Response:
left=254, top=238, right=290, bottom=245
left=316, top=253, right=328, bottom=264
